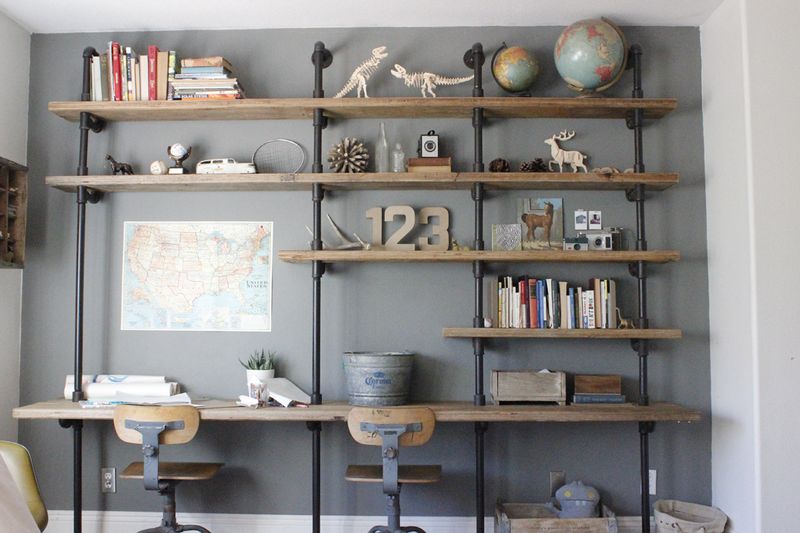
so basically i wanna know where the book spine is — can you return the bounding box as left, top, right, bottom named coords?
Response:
left=111, top=42, right=122, bottom=101
left=99, top=54, right=109, bottom=101
left=167, top=50, right=177, bottom=100
left=572, top=394, right=626, bottom=404
left=125, top=47, right=134, bottom=101
left=148, top=45, right=158, bottom=100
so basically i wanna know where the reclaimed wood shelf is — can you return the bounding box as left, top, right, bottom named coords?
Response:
left=49, top=97, right=677, bottom=122
left=45, top=171, right=679, bottom=193
left=0, top=157, right=28, bottom=267
left=278, top=249, right=680, bottom=264
left=443, top=327, right=683, bottom=340
left=13, top=399, right=700, bottom=423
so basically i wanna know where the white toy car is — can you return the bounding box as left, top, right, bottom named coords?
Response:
left=196, top=158, right=256, bottom=174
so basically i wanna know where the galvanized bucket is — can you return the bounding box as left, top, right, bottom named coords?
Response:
left=343, top=351, right=414, bottom=406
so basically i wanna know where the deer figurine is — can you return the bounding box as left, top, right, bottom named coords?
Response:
left=544, top=130, right=588, bottom=173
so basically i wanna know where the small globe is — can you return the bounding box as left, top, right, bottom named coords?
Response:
left=554, top=19, right=627, bottom=93
left=492, top=45, right=540, bottom=95
left=169, top=143, right=188, bottom=158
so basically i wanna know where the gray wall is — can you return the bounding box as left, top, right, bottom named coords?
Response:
left=20, top=26, right=709, bottom=517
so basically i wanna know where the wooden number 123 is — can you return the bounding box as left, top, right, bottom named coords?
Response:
left=365, top=206, right=450, bottom=251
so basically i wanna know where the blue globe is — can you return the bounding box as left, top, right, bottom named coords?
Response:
left=554, top=19, right=627, bottom=93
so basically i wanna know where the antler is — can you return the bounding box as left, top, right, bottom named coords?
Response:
left=554, top=130, right=575, bottom=141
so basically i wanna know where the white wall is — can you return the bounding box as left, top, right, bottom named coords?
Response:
left=702, top=0, right=800, bottom=530
left=0, top=10, right=30, bottom=441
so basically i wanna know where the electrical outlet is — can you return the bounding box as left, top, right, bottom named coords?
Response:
left=549, top=470, right=566, bottom=497
left=649, top=469, right=657, bottom=495
left=101, top=467, right=116, bottom=493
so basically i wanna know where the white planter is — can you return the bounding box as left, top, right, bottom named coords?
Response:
left=246, top=369, right=275, bottom=385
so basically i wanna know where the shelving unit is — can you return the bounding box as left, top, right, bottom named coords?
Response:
left=0, top=157, right=27, bottom=267
left=36, top=42, right=694, bottom=533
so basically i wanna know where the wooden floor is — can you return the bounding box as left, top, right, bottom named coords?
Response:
left=13, top=399, right=700, bottom=423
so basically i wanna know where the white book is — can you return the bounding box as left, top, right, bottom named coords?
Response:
left=140, top=55, right=149, bottom=101
left=585, top=291, right=596, bottom=329
left=546, top=279, right=554, bottom=328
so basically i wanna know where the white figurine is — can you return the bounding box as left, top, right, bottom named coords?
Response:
left=544, top=130, right=589, bottom=172
left=305, top=215, right=371, bottom=250
left=389, top=64, right=474, bottom=97
left=334, top=46, right=389, bottom=98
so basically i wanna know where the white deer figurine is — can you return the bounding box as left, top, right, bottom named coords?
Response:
left=544, top=130, right=588, bottom=173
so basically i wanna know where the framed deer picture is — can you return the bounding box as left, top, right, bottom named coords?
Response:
left=518, top=197, right=564, bottom=250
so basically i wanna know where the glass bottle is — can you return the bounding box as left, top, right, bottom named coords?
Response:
left=391, top=143, right=406, bottom=173
left=375, top=122, right=389, bottom=172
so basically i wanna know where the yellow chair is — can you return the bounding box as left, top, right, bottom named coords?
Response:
left=114, top=405, right=222, bottom=533
left=346, top=407, right=441, bottom=533
left=0, top=441, right=48, bottom=531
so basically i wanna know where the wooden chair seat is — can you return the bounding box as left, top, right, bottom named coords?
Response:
left=345, top=464, right=441, bottom=484
left=120, top=462, right=222, bottom=481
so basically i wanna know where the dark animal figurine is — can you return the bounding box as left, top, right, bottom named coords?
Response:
left=521, top=201, right=554, bottom=246
left=106, top=154, right=134, bottom=175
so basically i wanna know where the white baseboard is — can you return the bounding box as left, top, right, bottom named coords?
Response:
left=45, top=510, right=652, bottom=533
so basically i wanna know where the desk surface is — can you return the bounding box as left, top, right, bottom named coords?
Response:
left=13, top=399, right=701, bottom=423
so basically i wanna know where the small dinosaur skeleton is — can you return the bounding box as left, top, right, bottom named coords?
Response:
left=390, top=64, right=474, bottom=97
left=334, top=46, right=389, bottom=98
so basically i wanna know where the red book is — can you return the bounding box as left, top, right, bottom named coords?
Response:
left=148, top=45, right=158, bottom=100
left=528, top=278, right=538, bottom=328
left=111, top=42, right=122, bottom=101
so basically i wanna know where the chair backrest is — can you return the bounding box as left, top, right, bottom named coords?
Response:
left=113, top=405, right=200, bottom=445
left=347, top=407, right=435, bottom=447
left=0, top=441, right=48, bottom=531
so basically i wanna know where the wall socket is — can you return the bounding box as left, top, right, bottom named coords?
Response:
left=649, top=469, right=657, bottom=495
left=101, top=467, right=116, bottom=493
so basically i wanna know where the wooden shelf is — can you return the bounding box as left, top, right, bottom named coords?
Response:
left=13, top=399, right=700, bottom=423
left=278, top=249, right=680, bottom=264
left=45, top=171, right=679, bottom=193
left=443, top=327, right=682, bottom=339
left=48, top=97, right=677, bottom=122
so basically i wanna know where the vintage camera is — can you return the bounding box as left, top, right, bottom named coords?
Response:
left=417, top=129, right=439, bottom=158
left=563, top=237, right=589, bottom=251
left=579, top=228, right=622, bottom=250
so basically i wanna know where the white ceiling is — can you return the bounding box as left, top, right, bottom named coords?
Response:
left=0, top=0, right=723, bottom=33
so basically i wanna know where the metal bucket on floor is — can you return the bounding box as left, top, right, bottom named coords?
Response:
left=343, top=351, right=414, bottom=406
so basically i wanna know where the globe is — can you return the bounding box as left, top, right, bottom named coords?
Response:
left=554, top=19, right=627, bottom=93
left=492, top=44, right=540, bottom=95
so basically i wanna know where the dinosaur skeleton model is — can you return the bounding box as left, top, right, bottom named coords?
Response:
left=334, top=46, right=389, bottom=98
left=305, top=215, right=372, bottom=250
left=390, top=64, right=474, bottom=97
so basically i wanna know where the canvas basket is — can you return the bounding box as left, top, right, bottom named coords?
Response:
left=654, top=500, right=727, bottom=533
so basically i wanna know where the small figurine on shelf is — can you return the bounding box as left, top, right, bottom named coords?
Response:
left=334, top=46, right=389, bottom=98
left=167, top=143, right=192, bottom=175
left=390, top=64, right=474, bottom=98
left=544, top=130, right=588, bottom=172
left=150, top=160, right=168, bottom=175
left=329, top=138, right=369, bottom=173
left=489, top=158, right=511, bottom=172
left=106, top=154, right=134, bottom=175
left=451, top=239, right=472, bottom=251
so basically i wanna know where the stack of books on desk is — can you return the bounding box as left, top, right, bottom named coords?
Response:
left=172, top=56, right=245, bottom=100
left=572, top=374, right=626, bottom=404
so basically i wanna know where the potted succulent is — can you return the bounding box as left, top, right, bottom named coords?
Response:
left=240, top=349, right=277, bottom=384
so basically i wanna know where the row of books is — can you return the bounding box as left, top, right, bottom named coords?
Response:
left=89, top=43, right=244, bottom=101
left=488, top=276, right=620, bottom=329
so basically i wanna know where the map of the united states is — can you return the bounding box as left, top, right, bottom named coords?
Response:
left=121, top=222, right=273, bottom=331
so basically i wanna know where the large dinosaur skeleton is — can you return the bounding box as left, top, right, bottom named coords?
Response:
left=390, top=64, right=474, bottom=97
left=334, top=46, right=389, bottom=98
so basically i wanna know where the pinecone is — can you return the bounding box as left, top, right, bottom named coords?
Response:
left=519, top=158, right=548, bottom=172
left=328, top=137, right=369, bottom=173
left=489, top=158, right=511, bottom=172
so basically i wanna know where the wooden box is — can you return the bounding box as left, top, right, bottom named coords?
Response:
left=0, top=157, right=27, bottom=267
left=574, top=375, right=622, bottom=395
left=491, top=370, right=566, bottom=405
left=495, top=503, right=615, bottom=533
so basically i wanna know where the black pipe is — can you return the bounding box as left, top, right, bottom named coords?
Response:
left=309, top=42, right=331, bottom=533
left=475, top=423, right=486, bottom=533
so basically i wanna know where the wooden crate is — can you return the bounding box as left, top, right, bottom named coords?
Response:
left=0, top=157, right=27, bottom=267
left=495, top=503, right=614, bottom=533
left=491, top=370, right=566, bottom=405
left=574, top=375, right=622, bottom=395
